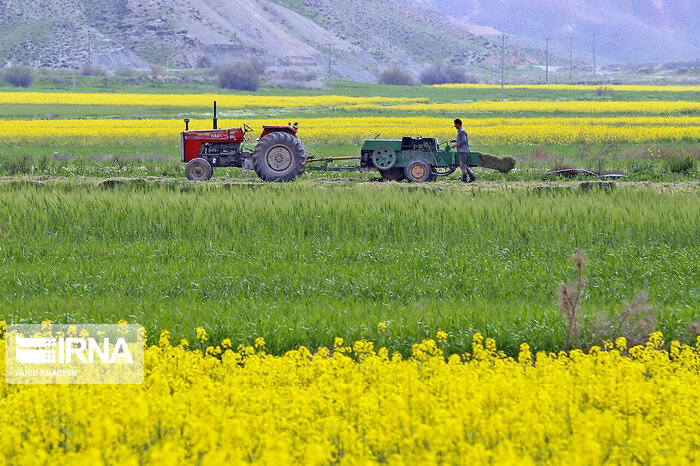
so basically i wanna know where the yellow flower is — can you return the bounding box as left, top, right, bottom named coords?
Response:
left=615, top=337, right=627, bottom=351
left=378, top=322, right=388, bottom=332
left=436, top=331, right=448, bottom=342
left=0, top=329, right=696, bottom=464
left=196, top=327, right=208, bottom=343
left=221, top=338, right=232, bottom=349
left=254, top=337, right=266, bottom=349
left=159, top=330, right=171, bottom=348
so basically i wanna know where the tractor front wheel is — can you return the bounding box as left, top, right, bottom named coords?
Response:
left=185, top=158, right=213, bottom=181
left=253, top=132, right=306, bottom=182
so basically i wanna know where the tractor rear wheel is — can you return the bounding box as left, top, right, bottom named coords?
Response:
left=186, top=158, right=213, bottom=181
left=380, top=167, right=405, bottom=182
left=253, top=132, right=306, bottom=182
left=404, top=158, right=432, bottom=182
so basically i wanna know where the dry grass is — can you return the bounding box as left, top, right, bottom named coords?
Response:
left=557, top=251, right=659, bottom=350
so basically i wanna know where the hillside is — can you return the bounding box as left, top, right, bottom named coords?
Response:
left=410, top=0, right=700, bottom=64
left=0, top=0, right=546, bottom=81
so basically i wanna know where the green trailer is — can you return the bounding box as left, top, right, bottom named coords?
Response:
left=308, top=137, right=515, bottom=182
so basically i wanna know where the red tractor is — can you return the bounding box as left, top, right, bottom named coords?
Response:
left=181, top=102, right=307, bottom=181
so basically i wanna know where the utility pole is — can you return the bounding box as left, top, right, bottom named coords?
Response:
left=500, top=34, right=506, bottom=101
left=71, top=22, right=77, bottom=92
left=327, top=43, right=332, bottom=82
left=592, top=33, right=597, bottom=76
left=569, top=36, right=573, bottom=81
left=72, top=45, right=77, bottom=92
left=545, top=37, right=550, bottom=83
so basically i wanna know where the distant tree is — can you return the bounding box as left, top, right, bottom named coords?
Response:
left=420, top=64, right=477, bottom=85
left=215, top=62, right=261, bottom=91
left=4, top=66, right=35, bottom=88
left=114, top=67, right=135, bottom=77
left=268, top=70, right=322, bottom=89
left=150, top=65, right=165, bottom=77
left=81, top=65, right=106, bottom=76
left=377, top=66, right=416, bottom=86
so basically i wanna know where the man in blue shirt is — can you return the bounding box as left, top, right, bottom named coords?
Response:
left=452, top=119, right=476, bottom=183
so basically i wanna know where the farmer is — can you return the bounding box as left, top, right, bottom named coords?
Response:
left=452, top=119, right=476, bottom=183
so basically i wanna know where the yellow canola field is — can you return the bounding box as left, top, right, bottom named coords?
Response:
left=0, top=92, right=426, bottom=108
left=432, top=83, right=700, bottom=92
left=343, top=100, right=700, bottom=114
left=1, top=327, right=699, bottom=465
left=2, top=116, right=698, bottom=145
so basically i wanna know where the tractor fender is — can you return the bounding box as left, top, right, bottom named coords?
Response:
left=259, top=125, right=299, bottom=139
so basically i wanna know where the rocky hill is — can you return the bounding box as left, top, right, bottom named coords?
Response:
left=0, top=0, right=548, bottom=81
left=410, top=0, right=700, bottom=64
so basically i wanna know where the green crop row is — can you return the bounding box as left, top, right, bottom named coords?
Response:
left=0, top=182, right=697, bottom=355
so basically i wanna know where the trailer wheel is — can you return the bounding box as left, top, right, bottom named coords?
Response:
left=186, top=158, right=213, bottom=181
left=253, top=132, right=306, bottom=182
left=404, top=158, right=431, bottom=182
left=380, top=167, right=405, bottom=182
left=371, top=147, right=397, bottom=170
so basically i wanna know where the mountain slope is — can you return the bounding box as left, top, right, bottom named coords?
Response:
left=0, top=0, right=545, bottom=80
left=410, top=0, right=700, bottom=63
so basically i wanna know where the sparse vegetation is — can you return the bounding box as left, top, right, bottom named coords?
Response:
left=420, top=64, right=476, bottom=85
left=595, top=85, right=616, bottom=97
left=557, top=251, right=657, bottom=349
left=81, top=65, right=106, bottom=76
left=664, top=154, right=696, bottom=174
left=3, top=65, right=35, bottom=87
left=267, top=70, right=321, bottom=89
left=215, top=62, right=262, bottom=91
left=377, top=66, right=416, bottom=86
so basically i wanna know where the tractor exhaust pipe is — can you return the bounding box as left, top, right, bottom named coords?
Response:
left=213, top=101, right=218, bottom=130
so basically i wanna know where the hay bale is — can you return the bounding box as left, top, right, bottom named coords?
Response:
left=478, top=153, right=516, bottom=173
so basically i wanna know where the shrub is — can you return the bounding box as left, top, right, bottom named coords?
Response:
left=377, top=66, right=416, bottom=86
left=664, top=154, right=696, bottom=175
left=196, top=56, right=212, bottom=69
left=81, top=65, right=106, bottom=76
left=149, top=65, right=165, bottom=77
left=595, top=85, right=615, bottom=97
left=216, top=62, right=261, bottom=91
left=420, top=64, right=475, bottom=85
left=4, top=66, right=35, bottom=87
left=0, top=155, right=34, bottom=175
left=268, top=70, right=322, bottom=89
left=114, top=67, right=135, bottom=77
